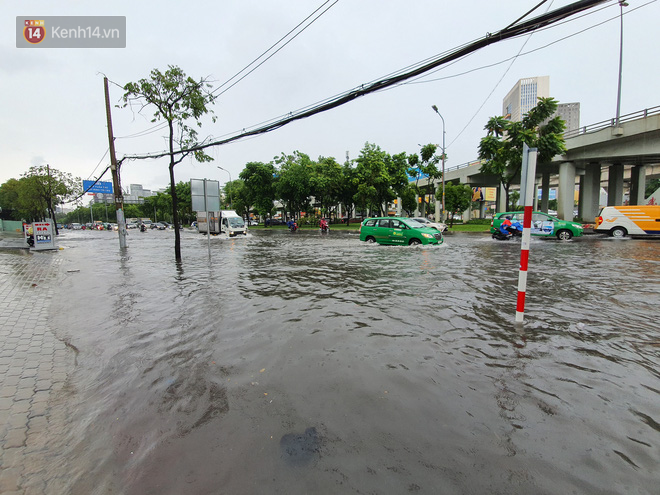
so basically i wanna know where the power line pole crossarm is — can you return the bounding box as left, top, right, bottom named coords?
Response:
left=104, top=76, right=128, bottom=248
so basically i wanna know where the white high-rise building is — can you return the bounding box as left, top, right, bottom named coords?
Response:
left=502, top=76, right=550, bottom=122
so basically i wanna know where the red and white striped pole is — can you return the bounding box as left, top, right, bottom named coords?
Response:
left=516, top=144, right=538, bottom=324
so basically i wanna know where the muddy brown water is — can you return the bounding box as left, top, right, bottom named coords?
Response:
left=21, top=228, right=660, bottom=493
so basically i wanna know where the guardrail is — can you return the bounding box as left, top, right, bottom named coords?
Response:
left=442, top=106, right=660, bottom=173
left=564, top=105, right=660, bottom=139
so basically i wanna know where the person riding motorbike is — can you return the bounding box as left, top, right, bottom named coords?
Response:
left=320, top=218, right=328, bottom=232
left=499, top=216, right=513, bottom=236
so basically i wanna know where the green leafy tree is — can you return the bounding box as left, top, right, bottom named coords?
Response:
left=0, top=179, right=23, bottom=220
left=24, top=166, right=80, bottom=231
left=407, top=143, right=441, bottom=215
left=337, top=160, right=359, bottom=221
left=354, top=143, right=408, bottom=216
left=122, top=65, right=216, bottom=260
left=399, top=184, right=418, bottom=216
left=509, top=190, right=520, bottom=210
left=239, top=162, right=276, bottom=220
left=225, top=180, right=247, bottom=217
left=478, top=97, right=566, bottom=210
left=275, top=151, right=313, bottom=219
left=311, top=156, right=343, bottom=218
left=443, top=182, right=473, bottom=227
left=646, top=178, right=660, bottom=198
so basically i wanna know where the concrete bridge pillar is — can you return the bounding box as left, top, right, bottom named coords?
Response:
left=414, top=195, right=420, bottom=217
left=497, top=184, right=507, bottom=212
left=396, top=197, right=402, bottom=216
left=629, top=165, right=647, bottom=205
left=533, top=179, right=539, bottom=211
left=434, top=180, right=441, bottom=221
left=581, top=163, right=601, bottom=221
left=607, top=163, right=624, bottom=206
left=558, top=161, right=576, bottom=220
left=540, top=172, right=550, bottom=213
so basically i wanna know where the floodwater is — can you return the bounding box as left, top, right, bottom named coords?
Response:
left=25, top=228, right=660, bottom=493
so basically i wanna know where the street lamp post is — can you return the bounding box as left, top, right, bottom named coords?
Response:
left=615, top=1, right=628, bottom=127
left=431, top=105, right=446, bottom=221
left=217, top=166, right=232, bottom=209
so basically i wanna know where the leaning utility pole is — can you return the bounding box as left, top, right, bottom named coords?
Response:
left=104, top=76, right=127, bottom=248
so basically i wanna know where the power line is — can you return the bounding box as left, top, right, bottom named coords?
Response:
left=445, top=0, right=557, bottom=149
left=445, top=0, right=653, bottom=148
left=121, top=0, right=614, bottom=162
left=212, top=0, right=339, bottom=97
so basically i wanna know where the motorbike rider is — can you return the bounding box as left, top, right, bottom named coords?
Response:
left=320, top=218, right=328, bottom=231
left=499, top=216, right=513, bottom=236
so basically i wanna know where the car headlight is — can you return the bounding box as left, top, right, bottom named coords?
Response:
left=422, top=233, right=434, bottom=239
left=575, top=224, right=583, bottom=229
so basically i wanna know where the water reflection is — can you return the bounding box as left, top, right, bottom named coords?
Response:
left=22, top=229, right=658, bottom=493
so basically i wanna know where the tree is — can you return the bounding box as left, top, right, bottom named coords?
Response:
left=239, top=162, right=276, bottom=220
left=311, top=156, right=343, bottom=218
left=12, top=166, right=81, bottom=230
left=407, top=143, right=441, bottom=216
left=478, top=97, right=566, bottom=210
left=122, top=65, right=216, bottom=261
left=443, top=182, right=473, bottom=227
left=337, top=160, right=359, bottom=221
left=274, top=151, right=313, bottom=219
left=399, top=184, right=418, bottom=216
left=0, top=179, right=24, bottom=220
left=646, top=178, right=660, bottom=198
left=354, top=143, right=408, bottom=216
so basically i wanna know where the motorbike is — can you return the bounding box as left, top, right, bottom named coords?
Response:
left=492, top=223, right=523, bottom=241
left=140, top=224, right=147, bottom=232
left=320, top=223, right=329, bottom=233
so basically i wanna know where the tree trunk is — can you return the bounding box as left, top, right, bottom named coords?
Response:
left=168, top=120, right=181, bottom=262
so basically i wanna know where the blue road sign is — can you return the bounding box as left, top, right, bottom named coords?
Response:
left=83, top=180, right=113, bottom=194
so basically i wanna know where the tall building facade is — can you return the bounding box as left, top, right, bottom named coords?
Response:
left=556, top=102, right=580, bottom=134
left=502, top=76, right=550, bottom=122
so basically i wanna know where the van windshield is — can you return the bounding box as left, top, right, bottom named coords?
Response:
left=227, top=217, right=245, bottom=228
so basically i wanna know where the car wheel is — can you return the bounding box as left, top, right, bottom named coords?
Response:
left=365, top=236, right=376, bottom=243
left=610, top=227, right=627, bottom=238
left=556, top=229, right=573, bottom=241
left=409, top=238, right=422, bottom=246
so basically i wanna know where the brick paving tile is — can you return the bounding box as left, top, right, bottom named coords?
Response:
left=0, top=253, right=74, bottom=494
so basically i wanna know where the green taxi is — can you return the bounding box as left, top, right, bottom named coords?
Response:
left=490, top=211, right=584, bottom=240
left=359, top=217, right=444, bottom=246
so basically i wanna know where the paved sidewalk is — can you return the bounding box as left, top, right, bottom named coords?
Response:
left=0, top=250, right=74, bottom=494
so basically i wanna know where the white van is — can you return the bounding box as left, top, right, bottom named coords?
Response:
left=197, top=211, right=247, bottom=237
left=595, top=205, right=660, bottom=237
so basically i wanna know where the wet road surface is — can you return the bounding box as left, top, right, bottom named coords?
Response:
left=5, top=228, right=659, bottom=494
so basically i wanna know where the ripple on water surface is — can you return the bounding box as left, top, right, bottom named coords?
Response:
left=36, top=229, right=660, bottom=494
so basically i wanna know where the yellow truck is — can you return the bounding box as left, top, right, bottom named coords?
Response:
left=595, top=205, right=660, bottom=237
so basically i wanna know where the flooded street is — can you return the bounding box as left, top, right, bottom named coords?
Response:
left=15, top=228, right=660, bottom=493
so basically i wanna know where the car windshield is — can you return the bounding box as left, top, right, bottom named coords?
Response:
left=412, top=218, right=428, bottom=223
left=405, top=219, right=426, bottom=228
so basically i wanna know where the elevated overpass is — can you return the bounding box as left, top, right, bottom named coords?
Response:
left=409, top=106, right=660, bottom=221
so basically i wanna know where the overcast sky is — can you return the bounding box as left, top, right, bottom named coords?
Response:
left=1, top=0, right=658, bottom=200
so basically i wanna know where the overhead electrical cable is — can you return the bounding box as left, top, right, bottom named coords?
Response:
left=445, top=0, right=557, bottom=148
left=212, top=0, right=339, bottom=98
left=121, top=0, right=613, bottom=162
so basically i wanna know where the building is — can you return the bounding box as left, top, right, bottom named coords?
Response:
left=502, top=76, right=550, bottom=122
left=556, top=102, right=580, bottom=134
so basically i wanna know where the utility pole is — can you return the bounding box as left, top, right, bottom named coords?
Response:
left=104, top=76, right=127, bottom=248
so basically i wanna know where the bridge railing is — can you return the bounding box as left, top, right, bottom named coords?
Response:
left=564, top=105, right=660, bottom=139
left=442, top=106, right=660, bottom=174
